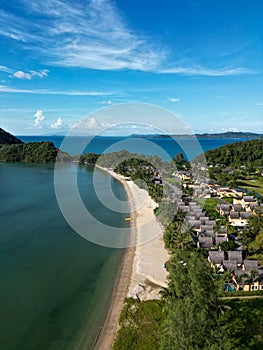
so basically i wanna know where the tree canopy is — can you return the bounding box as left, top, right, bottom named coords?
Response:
left=0, top=127, right=23, bottom=145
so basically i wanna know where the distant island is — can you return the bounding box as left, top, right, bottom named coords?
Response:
left=131, top=131, right=263, bottom=139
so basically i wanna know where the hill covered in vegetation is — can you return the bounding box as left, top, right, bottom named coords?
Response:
left=194, top=138, right=263, bottom=186
left=0, top=128, right=23, bottom=145
left=195, top=138, right=263, bottom=168
left=0, top=128, right=71, bottom=163
left=0, top=142, right=59, bottom=163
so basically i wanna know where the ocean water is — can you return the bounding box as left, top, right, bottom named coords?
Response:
left=0, top=162, right=129, bottom=350
left=18, top=135, right=258, bottom=161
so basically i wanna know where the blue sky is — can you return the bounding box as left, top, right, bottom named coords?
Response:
left=0, top=0, right=262, bottom=135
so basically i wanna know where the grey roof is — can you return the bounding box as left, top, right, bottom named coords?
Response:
left=243, top=196, right=256, bottom=202
left=198, top=236, right=213, bottom=249
left=218, top=227, right=228, bottom=234
left=244, top=259, right=258, bottom=271
left=208, top=251, right=224, bottom=264
left=178, top=205, right=190, bottom=212
left=233, top=204, right=242, bottom=211
left=230, top=212, right=239, bottom=219
left=221, top=204, right=231, bottom=210
left=215, top=236, right=228, bottom=246
left=216, top=232, right=228, bottom=238
left=240, top=212, right=252, bottom=219
left=200, top=216, right=209, bottom=221
left=185, top=215, right=195, bottom=221
left=223, top=260, right=237, bottom=272
left=227, top=250, right=243, bottom=264
left=192, top=220, right=201, bottom=229
left=200, top=224, right=214, bottom=231
left=206, top=220, right=216, bottom=226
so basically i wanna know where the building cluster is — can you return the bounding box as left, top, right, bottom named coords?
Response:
left=208, top=250, right=263, bottom=291
left=216, top=195, right=261, bottom=227
left=168, top=170, right=263, bottom=293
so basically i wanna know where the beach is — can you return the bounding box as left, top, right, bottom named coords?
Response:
left=94, top=166, right=169, bottom=349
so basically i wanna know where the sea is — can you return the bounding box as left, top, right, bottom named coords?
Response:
left=17, top=135, right=258, bottom=161
left=0, top=135, right=257, bottom=349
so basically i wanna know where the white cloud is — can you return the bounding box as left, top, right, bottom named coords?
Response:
left=0, top=0, right=255, bottom=76
left=12, top=69, right=49, bottom=79
left=159, top=67, right=254, bottom=76
left=169, top=98, right=180, bottom=103
left=30, top=69, right=49, bottom=78
left=0, top=85, right=115, bottom=96
left=72, top=116, right=115, bottom=134
left=0, top=65, right=12, bottom=73
left=12, top=71, right=32, bottom=80
left=33, top=110, right=46, bottom=128
left=50, top=117, right=63, bottom=128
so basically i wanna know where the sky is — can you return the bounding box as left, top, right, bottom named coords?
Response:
left=0, top=0, right=262, bottom=135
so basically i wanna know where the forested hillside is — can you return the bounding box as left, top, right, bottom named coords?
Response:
left=0, top=142, right=59, bottom=163
left=0, top=128, right=23, bottom=145
left=0, top=127, right=74, bottom=163
left=195, top=139, right=263, bottom=168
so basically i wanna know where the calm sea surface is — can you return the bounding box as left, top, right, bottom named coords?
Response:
left=0, top=162, right=128, bottom=350
left=0, top=135, right=258, bottom=349
left=18, top=135, right=258, bottom=161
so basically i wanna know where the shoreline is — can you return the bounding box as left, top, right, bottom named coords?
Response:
left=93, top=166, right=169, bottom=349
left=92, top=166, right=136, bottom=350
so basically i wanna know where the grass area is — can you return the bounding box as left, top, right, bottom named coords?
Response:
left=237, top=177, right=263, bottom=196
left=196, top=197, right=219, bottom=211
left=221, top=298, right=263, bottom=349
left=222, top=196, right=233, bottom=204
left=164, top=177, right=181, bottom=187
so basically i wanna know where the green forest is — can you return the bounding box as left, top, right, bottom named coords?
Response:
left=194, top=139, right=263, bottom=168
left=0, top=142, right=59, bottom=163
left=0, top=128, right=73, bottom=163
left=0, top=127, right=23, bottom=145
left=194, top=139, right=263, bottom=187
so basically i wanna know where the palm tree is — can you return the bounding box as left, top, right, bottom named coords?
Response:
left=171, top=221, right=194, bottom=251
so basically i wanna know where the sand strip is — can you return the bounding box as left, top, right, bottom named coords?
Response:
left=93, top=166, right=169, bottom=349
left=92, top=167, right=136, bottom=350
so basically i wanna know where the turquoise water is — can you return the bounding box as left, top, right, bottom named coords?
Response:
left=0, top=163, right=128, bottom=350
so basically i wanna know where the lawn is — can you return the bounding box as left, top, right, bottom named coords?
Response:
left=196, top=197, right=219, bottom=211
left=164, top=177, right=181, bottom=187
left=237, top=177, right=263, bottom=196
left=221, top=196, right=233, bottom=204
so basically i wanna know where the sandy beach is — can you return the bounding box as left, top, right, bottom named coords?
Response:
left=93, top=166, right=169, bottom=349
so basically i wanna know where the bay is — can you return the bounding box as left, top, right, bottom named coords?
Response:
left=0, top=162, right=128, bottom=350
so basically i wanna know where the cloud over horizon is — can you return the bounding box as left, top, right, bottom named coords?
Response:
left=50, top=117, right=63, bottom=129
left=32, top=110, right=46, bottom=128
